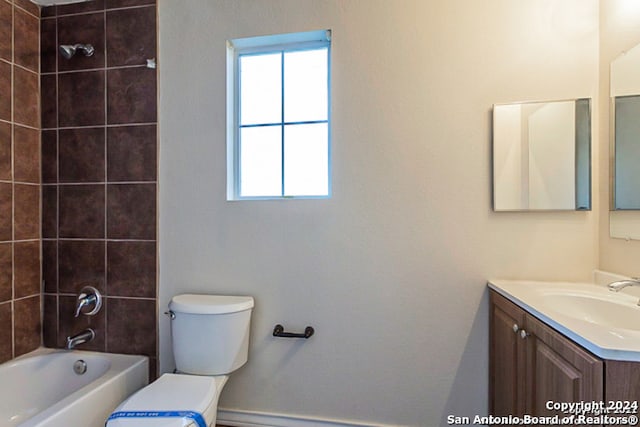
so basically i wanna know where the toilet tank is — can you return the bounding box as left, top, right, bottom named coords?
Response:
left=169, top=294, right=254, bottom=375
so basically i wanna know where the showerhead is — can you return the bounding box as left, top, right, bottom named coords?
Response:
left=59, top=44, right=95, bottom=59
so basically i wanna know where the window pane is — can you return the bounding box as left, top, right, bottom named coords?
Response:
left=284, top=123, right=328, bottom=196
left=240, top=126, right=282, bottom=197
left=284, top=48, right=328, bottom=123
left=240, top=53, right=282, bottom=125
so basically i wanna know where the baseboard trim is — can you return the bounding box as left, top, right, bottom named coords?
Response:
left=216, top=408, right=402, bottom=427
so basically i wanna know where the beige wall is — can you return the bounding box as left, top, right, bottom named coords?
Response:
left=599, top=0, right=640, bottom=277
left=158, top=1, right=599, bottom=425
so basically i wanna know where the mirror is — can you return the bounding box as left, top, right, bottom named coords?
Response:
left=613, top=96, right=640, bottom=209
left=492, top=99, right=592, bottom=211
left=610, top=42, right=640, bottom=240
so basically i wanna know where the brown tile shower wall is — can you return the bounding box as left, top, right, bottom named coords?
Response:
left=40, top=0, right=158, bottom=376
left=0, top=0, right=42, bottom=363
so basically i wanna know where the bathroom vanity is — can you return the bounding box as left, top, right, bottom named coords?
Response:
left=489, top=278, right=640, bottom=418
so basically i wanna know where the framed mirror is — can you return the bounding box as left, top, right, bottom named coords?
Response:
left=492, top=99, right=592, bottom=211
left=610, top=41, right=640, bottom=240
left=613, top=95, right=640, bottom=210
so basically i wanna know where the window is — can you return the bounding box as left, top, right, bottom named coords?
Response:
left=227, top=30, right=331, bottom=200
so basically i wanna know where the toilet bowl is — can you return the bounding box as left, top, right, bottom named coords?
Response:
left=106, top=294, right=254, bottom=427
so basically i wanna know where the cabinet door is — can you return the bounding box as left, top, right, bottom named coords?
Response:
left=605, top=360, right=640, bottom=402
left=490, top=291, right=527, bottom=416
left=525, top=314, right=603, bottom=416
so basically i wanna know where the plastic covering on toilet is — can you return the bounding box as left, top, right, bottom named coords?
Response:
left=106, top=373, right=224, bottom=427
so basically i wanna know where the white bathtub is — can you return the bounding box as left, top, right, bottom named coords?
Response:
left=0, top=348, right=148, bottom=427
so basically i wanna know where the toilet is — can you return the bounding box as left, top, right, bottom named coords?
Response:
left=106, top=294, right=254, bottom=427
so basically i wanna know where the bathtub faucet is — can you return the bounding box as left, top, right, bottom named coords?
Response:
left=74, top=286, right=102, bottom=317
left=66, top=328, right=95, bottom=350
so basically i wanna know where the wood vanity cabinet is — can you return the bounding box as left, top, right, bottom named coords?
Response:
left=490, top=290, right=527, bottom=415
left=490, top=290, right=603, bottom=416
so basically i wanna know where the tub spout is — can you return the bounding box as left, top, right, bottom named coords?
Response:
left=66, top=329, right=95, bottom=350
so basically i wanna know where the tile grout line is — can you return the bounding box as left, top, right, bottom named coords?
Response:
left=13, top=61, right=38, bottom=76
left=54, top=10, right=60, bottom=346
left=13, top=2, right=39, bottom=20
left=53, top=3, right=155, bottom=19
left=3, top=180, right=40, bottom=186
left=41, top=121, right=158, bottom=130
left=38, top=0, right=43, bottom=350
left=153, top=1, right=158, bottom=375
left=10, top=0, right=15, bottom=360
left=55, top=293, right=156, bottom=301
left=42, top=181, right=158, bottom=185
left=103, top=4, right=108, bottom=352
left=49, top=63, right=147, bottom=75
left=47, top=238, right=156, bottom=242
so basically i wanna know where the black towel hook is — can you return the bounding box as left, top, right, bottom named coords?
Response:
left=273, top=324, right=314, bottom=339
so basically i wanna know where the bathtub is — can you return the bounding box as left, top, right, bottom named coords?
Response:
left=0, top=348, right=148, bottom=427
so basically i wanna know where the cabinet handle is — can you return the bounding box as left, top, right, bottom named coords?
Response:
left=520, top=329, right=530, bottom=339
left=513, top=324, right=519, bottom=333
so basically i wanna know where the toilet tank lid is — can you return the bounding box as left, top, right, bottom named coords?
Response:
left=170, top=294, right=254, bottom=314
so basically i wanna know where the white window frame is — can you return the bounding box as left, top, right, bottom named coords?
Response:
left=226, top=30, right=332, bottom=200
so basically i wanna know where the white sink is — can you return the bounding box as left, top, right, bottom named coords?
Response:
left=541, top=292, right=640, bottom=331
left=489, top=274, right=640, bottom=361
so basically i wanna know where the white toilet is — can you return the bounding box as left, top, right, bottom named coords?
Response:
left=106, top=294, right=254, bottom=427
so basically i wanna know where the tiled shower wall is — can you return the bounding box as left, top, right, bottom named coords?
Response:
left=40, top=0, right=158, bottom=374
left=0, top=0, right=42, bottom=363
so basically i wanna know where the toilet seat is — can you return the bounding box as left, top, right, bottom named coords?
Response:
left=106, top=373, right=228, bottom=427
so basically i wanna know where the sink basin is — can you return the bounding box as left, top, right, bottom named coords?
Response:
left=488, top=276, right=640, bottom=362
left=541, top=293, right=640, bottom=331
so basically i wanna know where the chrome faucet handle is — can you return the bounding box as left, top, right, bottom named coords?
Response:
left=74, top=286, right=102, bottom=317
left=74, top=297, right=89, bottom=317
